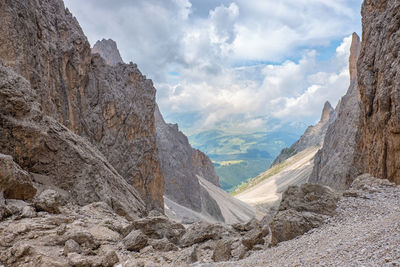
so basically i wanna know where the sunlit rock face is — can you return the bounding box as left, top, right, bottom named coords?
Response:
left=310, top=33, right=362, bottom=189
left=0, top=0, right=164, bottom=210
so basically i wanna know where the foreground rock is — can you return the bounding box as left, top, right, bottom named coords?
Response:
left=270, top=183, right=339, bottom=246
left=210, top=175, right=400, bottom=267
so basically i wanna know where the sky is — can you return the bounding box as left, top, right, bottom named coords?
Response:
left=64, top=0, right=363, bottom=134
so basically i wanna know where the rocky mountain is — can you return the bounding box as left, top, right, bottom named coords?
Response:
left=310, top=33, right=362, bottom=189
left=0, top=0, right=164, bottom=210
left=92, top=38, right=253, bottom=224
left=92, top=39, right=123, bottom=66
left=0, top=59, right=146, bottom=220
left=355, top=0, right=400, bottom=185
left=272, top=101, right=335, bottom=166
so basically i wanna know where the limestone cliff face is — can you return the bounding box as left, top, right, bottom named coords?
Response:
left=272, top=101, right=335, bottom=166
left=0, top=0, right=164, bottom=210
left=92, top=39, right=124, bottom=66
left=0, top=61, right=146, bottom=219
left=355, top=0, right=400, bottom=185
left=154, top=106, right=226, bottom=222
left=310, top=33, right=362, bottom=189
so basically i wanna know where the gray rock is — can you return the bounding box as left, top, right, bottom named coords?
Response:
left=212, top=239, right=232, bottom=262
left=129, top=215, right=185, bottom=244
left=34, top=190, right=61, bottom=214
left=149, top=238, right=178, bottom=252
left=310, top=33, right=363, bottom=189
left=63, top=239, right=81, bottom=255
left=63, top=229, right=98, bottom=250
left=101, top=250, right=119, bottom=267
left=21, top=206, right=36, bottom=218
left=123, top=230, right=148, bottom=251
left=180, top=221, right=233, bottom=247
left=270, top=183, right=339, bottom=246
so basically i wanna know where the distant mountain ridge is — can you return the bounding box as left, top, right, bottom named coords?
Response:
left=272, top=101, right=335, bottom=166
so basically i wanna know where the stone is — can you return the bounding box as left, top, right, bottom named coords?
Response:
left=21, top=206, right=36, bottom=218
left=241, top=228, right=266, bottom=249
left=123, top=230, right=148, bottom=251
left=67, top=253, right=92, bottom=267
left=129, top=215, right=185, bottom=244
left=63, top=239, right=81, bottom=255
left=0, top=154, right=37, bottom=201
left=270, top=183, right=339, bottom=246
left=279, top=183, right=339, bottom=216
left=272, top=101, right=335, bottom=166
left=149, top=238, right=178, bottom=252
left=101, top=250, right=119, bottom=267
left=180, top=221, right=233, bottom=247
left=34, top=190, right=61, bottom=214
left=187, top=245, right=198, bottom=264
left=63, top=229, right=98, bottom=250
left=88, top=225, right=120, bottom=243
left=212, top=239, right=232, bottom=262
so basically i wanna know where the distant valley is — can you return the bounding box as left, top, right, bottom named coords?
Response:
left=189, top=130, right=300, bottom=192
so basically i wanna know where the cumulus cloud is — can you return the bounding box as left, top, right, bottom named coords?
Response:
left=63, top=0, right=362, bottom=131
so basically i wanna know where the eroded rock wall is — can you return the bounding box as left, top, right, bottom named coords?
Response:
left=356, top=0, right=400, bottom=185
left=0, top=0, right=164, bottom=210
left=310, top=33, right=363, bottom=189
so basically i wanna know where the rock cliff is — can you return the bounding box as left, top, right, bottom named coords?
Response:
left=355, top=0, right=400, bottom=185
left=310, top=33, right=363, bottom=189
left=0, top=0, right=164, bottom=210
left=0, top=60, right=146, bottom=219
left=272, top=101, right=335, bottom=166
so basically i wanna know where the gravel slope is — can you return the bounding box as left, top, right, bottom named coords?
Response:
left=207, top=181, right=400, bottom=266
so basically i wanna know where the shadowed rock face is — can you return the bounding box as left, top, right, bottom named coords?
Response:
left=92, top=39, right=123, bottom=66
left=310, top=33, right=363, bottom=189
left=356, top=0, right=400, bottom=185
left=0, top=0, right=164, bottom=210
left=272, top=101, right=335, bottom=166
left=154, top=106, right=224, bottom=221
left=0, top=61, right=146, bottom=219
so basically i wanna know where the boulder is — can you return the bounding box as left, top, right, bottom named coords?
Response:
left=101, top=250, right=119, bottom=267
left=270, top=183, right=339, bottom=246
left=63, top=239, right=81, bottom=255
left=149, top=238, right=178, bottom=252
left=123, top=230, right=148, bottom=251
left=180, top=221, right=233, bottom=247
left=34, top=190, right=61, bottom=214
left=129, top=215, right=185, bottom=244
left=212, top=239, right=232, bottom=262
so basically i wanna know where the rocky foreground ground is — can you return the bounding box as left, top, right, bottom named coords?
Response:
left=0, top=174, right=398, bottom=266
left=208, top=175, right=400, bottom=267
